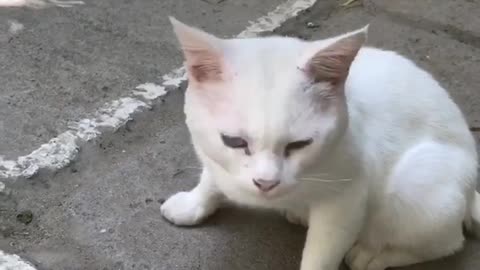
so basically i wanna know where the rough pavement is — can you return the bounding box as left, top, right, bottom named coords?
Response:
left=0, top=0, right=283, bottom=158
left=1, top=0, right=480, bottom=269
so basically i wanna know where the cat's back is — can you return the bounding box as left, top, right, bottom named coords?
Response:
left=345, top=47, right=474, bottom=152
left=347, top=47, right=446, bottom=105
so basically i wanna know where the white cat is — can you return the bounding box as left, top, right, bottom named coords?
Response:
left=161, top=18, right=480, bottom=270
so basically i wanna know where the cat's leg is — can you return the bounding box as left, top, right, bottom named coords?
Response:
left=363, top=248, right=440, bottom=270
left=284, top=210, right=308, bottom=227
left=161, top=168, right=223, bottom=226
left=346, top=141, right=476, bottom=270
left=283, top=204, right=309, bottom=227
left=300, top=183, right=367, bottom=270
left=345, top=243, right=377, bottom=270
left=346, top=244, right=463, bottom=270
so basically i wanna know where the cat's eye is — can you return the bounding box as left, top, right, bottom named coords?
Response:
left=221, top=134, right=251, bottom=155
left=285, top=139, right=313, bottom=157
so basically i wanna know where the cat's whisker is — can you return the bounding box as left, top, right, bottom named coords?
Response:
left=299, top=177, right=352, bottom=183
left=302, top=173, right=331, bottom=178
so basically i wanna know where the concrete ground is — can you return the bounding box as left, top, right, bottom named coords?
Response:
left=0, top=0, right=283, bottom=159
left=1, top=0, right=480, bottom=269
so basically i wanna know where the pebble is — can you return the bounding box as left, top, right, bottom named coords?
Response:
left=16, top=210, right=34, bottom=225
left=306, top=22, right=319, bottom=28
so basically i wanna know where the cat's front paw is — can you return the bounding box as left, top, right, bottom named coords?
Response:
left=345, top=243, right=384, bottom=270
left=161, top=191, right=215, bottom=226
left=284, top=210, right=308, bottom=227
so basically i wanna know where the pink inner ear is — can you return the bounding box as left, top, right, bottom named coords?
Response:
left=186, top=51, right=224, bottom=83
left=170, top=18, right=226, bottom=85
left=308, top=32, right=365, bottom=85
left=309, top=51, right=350, bottom=84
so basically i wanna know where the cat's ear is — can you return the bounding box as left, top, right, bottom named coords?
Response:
left=169, top=17, right=226, bottom=84
left=305, top=26, right=368, bottom=85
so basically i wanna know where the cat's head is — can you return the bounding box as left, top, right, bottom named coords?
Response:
left=171, top=18, right=367, bottom=198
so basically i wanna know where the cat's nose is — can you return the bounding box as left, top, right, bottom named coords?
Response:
left=252, top=178, right=280, bottom=192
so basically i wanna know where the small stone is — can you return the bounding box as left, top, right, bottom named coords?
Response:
left=306, top=22, right=319, bottom=29
left=145, top=198, right=153, bottom=204
left=16, top=210, right=33, bottom=225
left=129, top=202, right=141, bottom=209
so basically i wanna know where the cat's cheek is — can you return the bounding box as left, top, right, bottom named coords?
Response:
left=299, top=146, right=323, bottom=166
left=235, top=171, right=260, bottom=192
left=285, top=155, right=306, bottom=176
left=284, top=153, right=318, bottom=184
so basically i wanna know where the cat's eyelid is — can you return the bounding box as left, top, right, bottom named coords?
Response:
left=289, top=138, right=313, bottom=145
left=284, top=138, right=313, bottom=157
left=220, top=133, right=247, bottom=141
left=220, top=133, right=248, bottom=148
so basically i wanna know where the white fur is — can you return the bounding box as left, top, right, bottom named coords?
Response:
left=161, top=19, right=479, bottom=270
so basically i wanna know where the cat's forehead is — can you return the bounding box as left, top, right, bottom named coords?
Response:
left=224, top=38, right=310, bottom=99
left=209, top=37, right=321, bottom=139
left=223, top=83, right=322, bottom=143
left=226, top=37, right=307, bottom=74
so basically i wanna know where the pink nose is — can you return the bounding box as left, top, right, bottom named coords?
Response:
left=253, top=178, right=280, bottom=192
